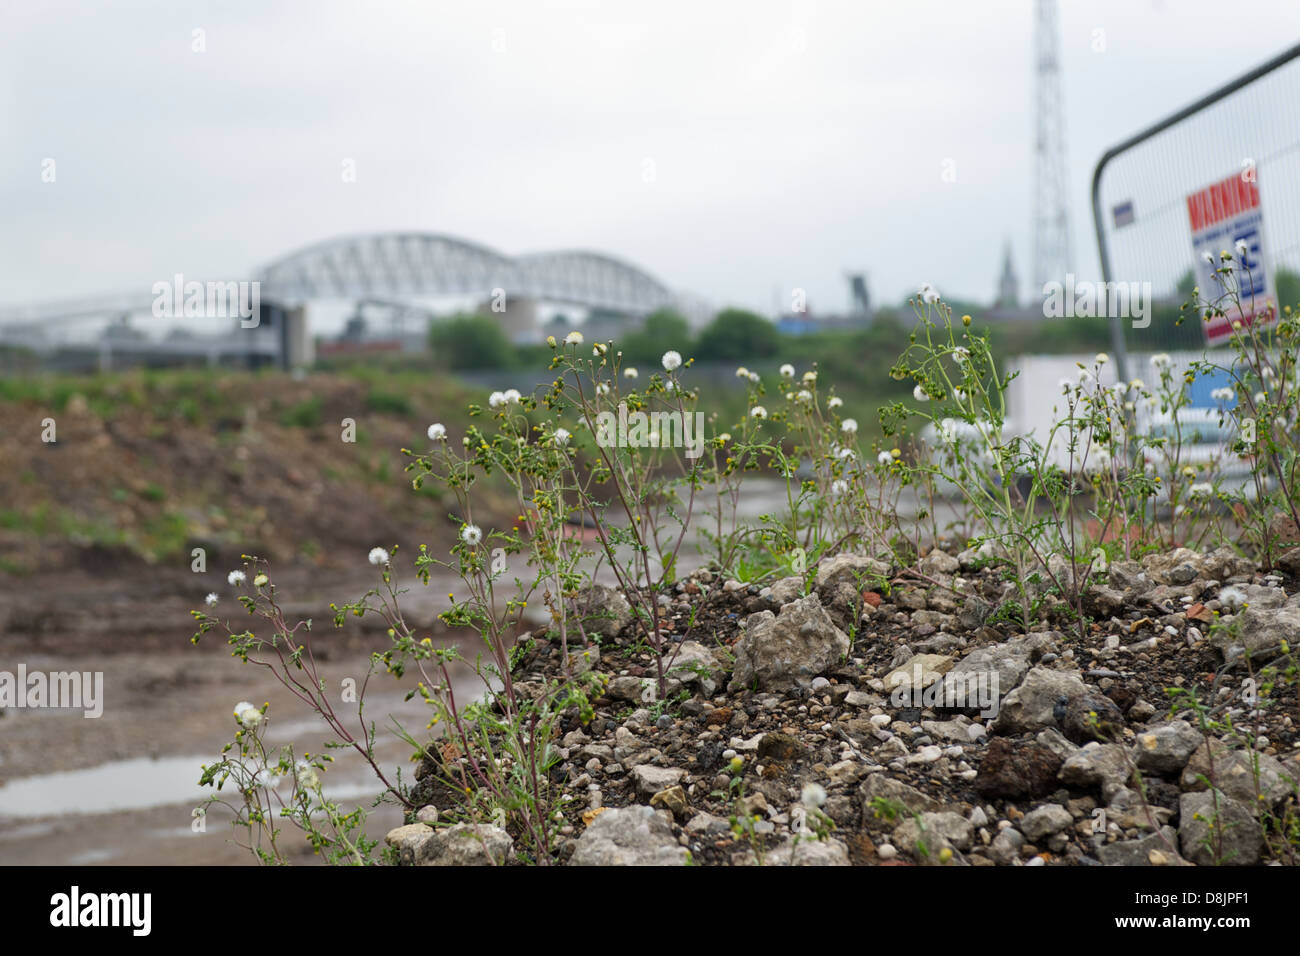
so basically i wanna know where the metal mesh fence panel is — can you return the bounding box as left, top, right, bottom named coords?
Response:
left=1092, top=42, right=1300, bottom=380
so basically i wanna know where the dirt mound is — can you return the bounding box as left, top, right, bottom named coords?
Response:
left=0, top=369, right=493, bottom=579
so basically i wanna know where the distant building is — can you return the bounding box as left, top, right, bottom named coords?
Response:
left=775, top=273, right=874, bottom=334
left=847, top=272, right=872, bottom=319
left=995, top=241, right=1019, bottom=310
left=776, top=312, right=818, bottom=336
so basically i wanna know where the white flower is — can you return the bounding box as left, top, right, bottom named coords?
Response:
left=368, top=547, right=389, bottom=566
left=1210, top=387, right=1234, bottom=402
left=664, top=380, right=677, bottom=393
left=953, top=386, right=966, bottom=401
left=1150, top=353, right=1172, bottom=369
left=234, top=701, right=261, bottom=728
left=779, top=363, right=795, bottom=378
left=228, top=570, right=246, bottom=586
left=488, top=391, right=507, bottom=408
left=802, top=371, right=817, bottom=384
left=1254, top=391, right=1266, bottom=404
left=564, top=331, right=584, bottom=345
left=1095, top=352, right=1109, bottom=365
left=1189, top=482, right=1214, bottom=499
left=747, top=371, right=760, bottom=384
left=204, top=592, right=218, bottom=607
left=831, top=479, right=849, bottom=495
left=503, top=388, right=522, bottom=404
left=295, top=760, right=320, bottom=791
left=1077, top=367, right=1093, bottom=384
left=735, top=366, right=750, bottom=378
left=1202, top=251, right=1216, bottom=265
left=553, top=428, right=571, bottom=446
left=1059, top=378, right=1075, bottom=394
left=1219, top=585, right=1248, bottom=612
left=828, top=396, right=844, bottom=409
left=835, top=445, right=856, bottom=461
left=596, top=382, right=611, bottom=396
left=252, top=768, right=281, bottom=789
left=662, top=350, right=683, bottom=371
left=253, top=572, right=268, bottom=588
left=1130, top=378, right=1145, bottom=390
left=796, top=389, right=812, bottom=403
left=841, top=418, right=858, bottom=435
left=952, top=346, right=970, bottom=363
left=593, top=342, right=607, bottom=356
left=427, top=423, right=446, bottom=441
left=920, top=283, right=940, bottom=304
left=913, top=384, right=928, bottom=402
left=750, top=406, right=768, bottom=419
left=940, top=418, right=958, bottom=443
left=1235, top=239, right=1249, bottom=259
left=801, top=782, right=827, bottom=809
left=460, top=524, right=483, bottom=546
left=877, top=450, right=893, bottom=465
left=624, top=367, right=638, bottom=379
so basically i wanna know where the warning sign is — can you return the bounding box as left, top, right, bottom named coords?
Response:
left=1187, top=170, right=1277, bottom=344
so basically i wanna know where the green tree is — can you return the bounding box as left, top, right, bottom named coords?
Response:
left=621, top=309, right=693, bottom=365
left=695, top=308, right=779, bottom=360
left=428, top=313, right=515, bottom=370
left=1276, top=266, right=1300, bottom=311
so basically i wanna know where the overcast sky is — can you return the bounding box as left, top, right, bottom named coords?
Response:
left=3, top=0, right=1299, bottom=322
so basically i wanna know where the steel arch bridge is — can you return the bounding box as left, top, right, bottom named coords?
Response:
left=256, top=232, right=680, bottom=315
left=0, top=232, right=687, bottom=334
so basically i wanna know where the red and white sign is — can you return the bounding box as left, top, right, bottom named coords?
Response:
left=1187, top=170, right=1276, bottom=345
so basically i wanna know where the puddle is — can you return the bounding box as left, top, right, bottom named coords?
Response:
left=0, top=750, right=406, bottom=822
left=0, top=754, right=213, bottom=819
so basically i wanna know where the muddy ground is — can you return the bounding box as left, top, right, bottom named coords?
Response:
left=0, top=564, right=488, bottom=865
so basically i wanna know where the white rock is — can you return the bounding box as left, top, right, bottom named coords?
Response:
left=909, top=745, right=943, bottom=764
